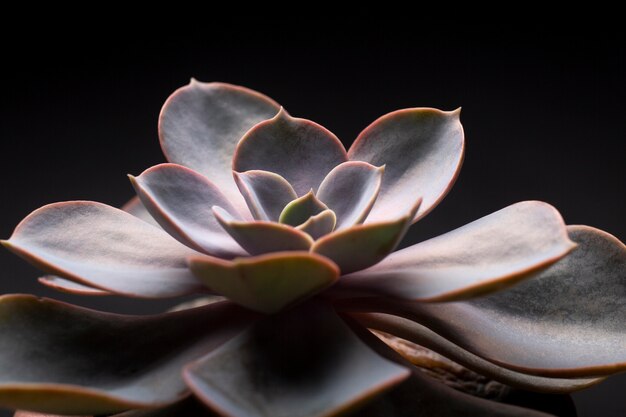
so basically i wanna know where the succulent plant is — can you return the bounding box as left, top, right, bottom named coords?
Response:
left=2, top=80, right=624, bottom=417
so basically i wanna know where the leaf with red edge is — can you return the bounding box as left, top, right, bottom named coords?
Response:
left=349, top=108, right=463, bottom=223
left=233, top=109, right=347, bottom=196
left=335, top=201, right=575, bottom=301
left=130, top=163, right=245, bottom=258
left=233, top=170, right=297, bottom=221
left=188, top=252, right=339, bottom=314
left=159, top=80, right=281, bottom=214
left=311, top=200, right=420, bottom=274
left=296, top=209, right=337, bottom=240
left=345, top=319, right=558, bottom=417
left=2, top=202, right=203, bottom=298
left=338, top=226, right=626, bottom=378
left=38, top=276, right=110, bottom=296
left=348, top=312, right=603, bottom=393
left=316, top=161, right=384, bottom=230
left=212, top=207, right=313, bottom=255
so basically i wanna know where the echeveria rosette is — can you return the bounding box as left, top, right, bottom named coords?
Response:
left=1, top=81, right=624, bottom=417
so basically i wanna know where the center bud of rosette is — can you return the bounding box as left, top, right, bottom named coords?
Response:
left=214, top=161, right=385, bottom=255
left=186, top=161, right=388, bottom=314
left=279, top=191, right=336, bottom=239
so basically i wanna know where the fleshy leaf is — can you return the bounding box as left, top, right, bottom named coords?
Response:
left=0, top=295, right=255, bottom=414
left=342, top=226, right=626, bottom=378
left=349, top=312, right=603, bottom=393
left=316, top=161, right=384, bottom=229
left=345, top=319, right=558, bottom=417
left=2, top=202, right=203, bottom=298
left=278, top=190, right=329, bottom=226
left=233, top=109, right=348, bottom=196
left=296, top=209, right=337, bottom=240
left=38, top=276, right=110, bottom=296
left=213, top=207, right=313, bottom=255
left=184, top=302, right=409, bottom=417
left=159, top=80, right=281, bottom=214
left=312, top=200, right=421, bottom=274
left=348, top=108, right=463, bottom=223
left=234, top=170, right=298, bottom=221
left=335, top=201, right=576, bottom=301
left=130, top=163, right=245, bottom=257
left=121, top=196, right=160, bottom=227
left=188, top=252, right=340, bottom=314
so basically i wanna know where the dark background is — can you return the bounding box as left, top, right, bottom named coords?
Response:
left=0, top=26, right=624, bottom=416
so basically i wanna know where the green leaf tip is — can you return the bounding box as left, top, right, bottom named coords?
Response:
left=279, top=191, right=328, bottom=226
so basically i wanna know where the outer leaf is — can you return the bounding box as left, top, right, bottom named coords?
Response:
left=38, top=196, right=166, bottom=298
left=233, top=109, right=348, bottom=196
left=184, top=302, right=409, bottom=417
left=0, top=295, right=255, bottom=414
left=38, top=276, right=110, bottom=296
left=316, top=161, right=384, bottom=229
left=130, top=163, right=245, bottom=257
left=278, top=190, right=329, bottom=226
left=340, top=226, right=626, bottom=378
left=348, top=108, right=463, bottom=223
left=335, top=201, right=575, bottom=301
left=312, top=200, right=421, bottom=274
left=234, top=170, right=297, bottom=221
left=159, top=80, right=281, bottom=214
left=346, top=321, right=556, bottom=417
left=188, top=252, right=339, bottom=314
left=2, top=202, right=203, bottom=298
left=213, top=207, right=313, bottom=255
left=296, top=209, right=337, bottom=240
left=349, top=312, right=603, bottom=393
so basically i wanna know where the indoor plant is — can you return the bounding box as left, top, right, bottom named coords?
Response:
left=2, top=80, right=624, bottom=416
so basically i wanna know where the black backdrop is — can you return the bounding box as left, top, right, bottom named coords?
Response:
left=1, top=26, right=624, bottom=416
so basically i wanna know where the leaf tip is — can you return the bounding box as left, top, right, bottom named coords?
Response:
left=211, top=205, right=229, bottom=219
left=127, top=173, right=138, bottom=185
left=408, top=197, right=423, bottom=218
left=231, top=170, right=249, bottom=192
left=270, top=106, right=294, bottom=125
left=566, top=240, right=579, bottom=252
left=276, top=106, right=288, bottom=117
